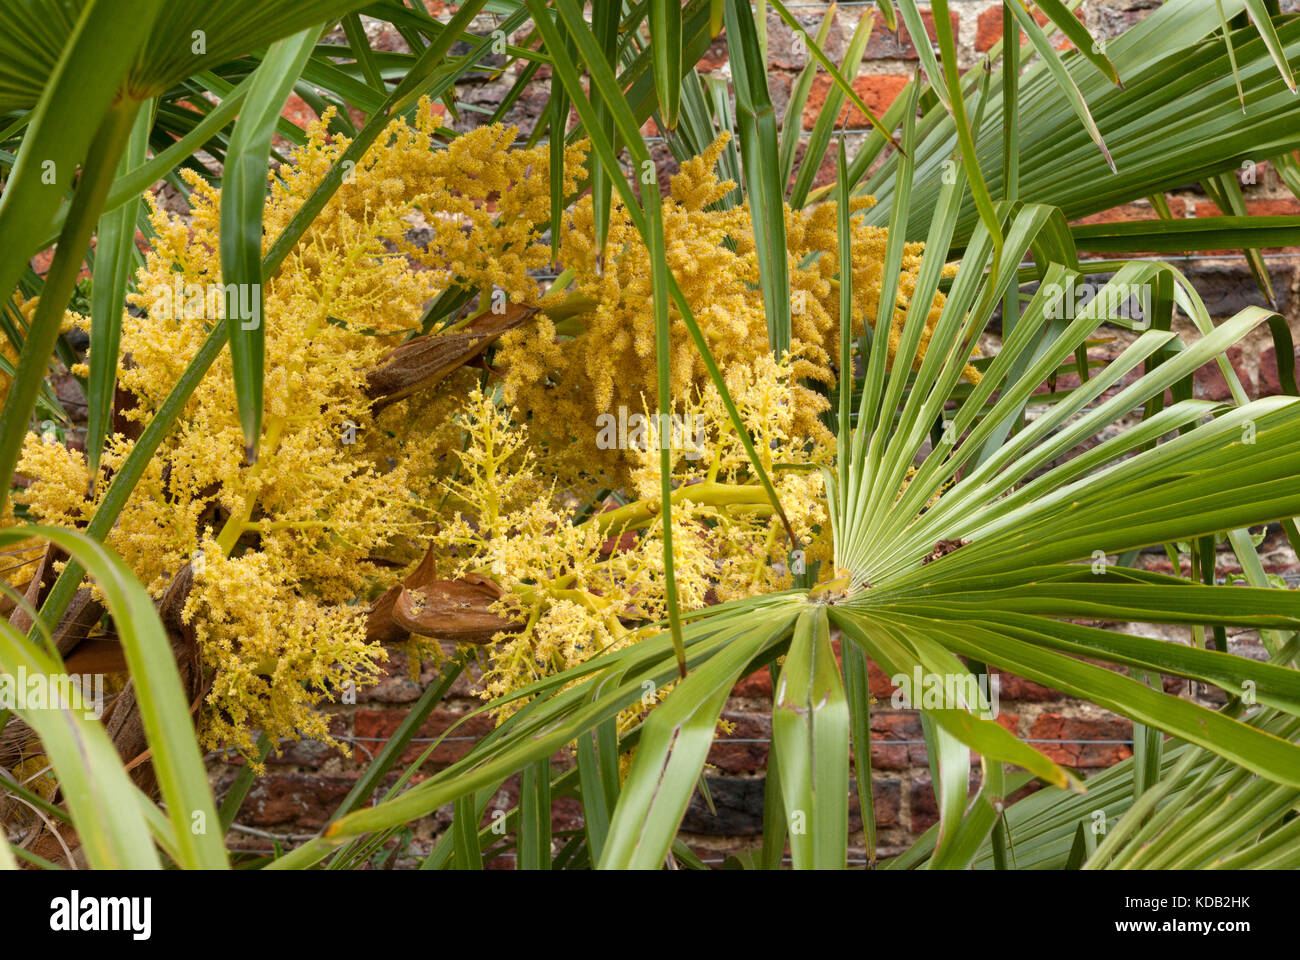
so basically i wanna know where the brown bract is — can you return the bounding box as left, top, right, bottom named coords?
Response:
left=6, top=543, right=105, bottom=655
left=365, top=302, right=535, bottom=412
left=2, top=559, right=205, bottom=868
left=366, top=543, right=520, bottom=644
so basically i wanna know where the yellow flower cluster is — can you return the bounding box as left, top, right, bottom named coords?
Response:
left=496, top=132, right=968, bottom=495
left=13, top=103, right=576, bottom=755
left=432, top=356, right=831, bottom=727
left=10, top=111, right=958, bottom=755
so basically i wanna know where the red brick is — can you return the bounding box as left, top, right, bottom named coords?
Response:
left=280, top=92, right=317, bottom=131
left=802, top=73, right=909, bottom=130
left=1037, top=370, right=1081, bottom=395
left=866, top=8, right=961, bottom=60
left=735, top=646, right=865, bottom=699
left=976, top=6, right=1077, bottom=53
left=993, top=670, right=1059, bottom=702
left=30, top=242, right=94, bottom=282
left=264, top=715, right=349, bottom=769
left=1195, top=197, right=1300, bottom=219
left=1158, top=675, right=1226, bottom=706
left=768, top=11, right=847, bottom=70
left=733, top=666, right=772, bottom=699
left=369, top=25, right=407, bottom=53
left=356, top=647, right=450, bottom=704
left=490, top=775, right=584, bottom=835
left=30, top=248, right=53, bottom=276
left=709, top=711, right=771, bottom=773
left=1191, top=197, right=1300, bottom=255
left=352, top=707, right=495, bottom=769
left=869, top=777, right=902, bottom=829
left=239, top=773, right=359, bottom=829
left=842, top=775, right=889, bottom=835
left=1193, top=344, right=1252, bottom=401
left=1259, top=344, right=1300, bottom=396
left=1191, top=201, right=1225, bottom=219
left=975, top=7, right=1004, bottom=52
left=1248, top=196, right=1300, bottom=217
left=1028, top=713, right=1133, bottom=768
left=697, top=34, right=728, bottom=73
left=868, top=711, right=926, bottom=770
left=600, top=529, right=638, bottom=555
left=1070, top=202, right=1157, bottom=228
left=867, top=657, right=896, bottom=699
left=909, top=773, right=979, bottom=833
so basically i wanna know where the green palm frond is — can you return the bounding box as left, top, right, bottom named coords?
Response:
left=326, top=221, right=1300, bottom=867
left=864, top=0, right=1300, bottom=246
left=0, top=0, right=369, bottom=111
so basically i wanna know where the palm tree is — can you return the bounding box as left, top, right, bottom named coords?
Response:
left=2, top=0, right=1299, bottom=869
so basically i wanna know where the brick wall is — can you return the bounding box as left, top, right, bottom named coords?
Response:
left=216, top=1, right=1300, bottom=866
